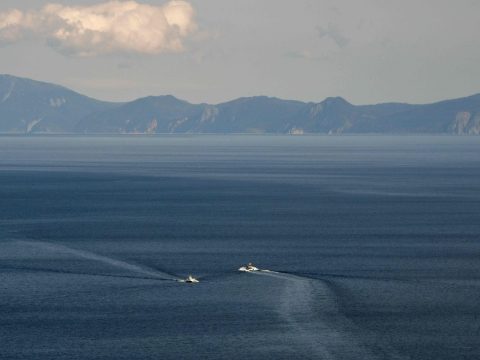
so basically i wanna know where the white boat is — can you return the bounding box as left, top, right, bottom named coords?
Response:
left=182, top=275, right=199, bottom=283
left=238, top=262, right=259, bottom=272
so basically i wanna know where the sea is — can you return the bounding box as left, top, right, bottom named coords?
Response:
left=0, top=135, right=479, bottom=360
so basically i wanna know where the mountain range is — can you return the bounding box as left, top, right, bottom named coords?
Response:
left=1, top=74, right=480, bottom=135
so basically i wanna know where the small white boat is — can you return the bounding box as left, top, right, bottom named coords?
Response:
left=182, top=275, right=200, bottom=283
left=238, top=262, right=259, bottom=272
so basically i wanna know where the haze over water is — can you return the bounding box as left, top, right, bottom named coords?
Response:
left=1, top=135, right=480, bottom=360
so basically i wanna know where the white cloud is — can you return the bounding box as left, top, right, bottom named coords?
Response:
left=0, top=1, right=197, bottom=56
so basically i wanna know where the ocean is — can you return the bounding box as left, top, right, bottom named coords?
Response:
left=1, top=135, right=479, bottom=360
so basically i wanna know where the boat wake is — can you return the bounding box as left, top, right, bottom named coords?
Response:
left=253, top=270, right=407, bottom=360
left=15, top=240, right=181, bottom=282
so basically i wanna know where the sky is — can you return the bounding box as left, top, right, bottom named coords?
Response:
left=0, top=0, right=479, bottom=105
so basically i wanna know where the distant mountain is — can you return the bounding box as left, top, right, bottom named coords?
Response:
left=1, top=75, right=480, bottom=134
left=76, top=95, right=205, bottom=134
left=355, top=94, right=480, bottom=134
left=0, top=75, right=118, bottom=133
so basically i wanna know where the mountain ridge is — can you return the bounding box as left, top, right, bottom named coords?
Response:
left=1, top=75, right=480, bottom=135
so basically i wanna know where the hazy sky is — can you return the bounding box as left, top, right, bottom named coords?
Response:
left=0, top=0, right=479, bottom=104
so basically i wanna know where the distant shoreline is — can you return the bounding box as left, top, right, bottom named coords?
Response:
left=2, top=75, right=480, bottom=136
left=1, top=133, right=478, bottom=137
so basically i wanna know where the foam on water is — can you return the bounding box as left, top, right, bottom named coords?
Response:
left=16, top=240, right=180, bottom=281
left=252, top=270, right=408, bottom=360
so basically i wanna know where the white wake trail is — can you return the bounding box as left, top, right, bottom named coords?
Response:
left=17, top=240, right=180, bottom=281
left=252, top=270, right=394, bottom=360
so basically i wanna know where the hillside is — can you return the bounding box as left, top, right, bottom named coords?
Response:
left=1, top=75, right=479, bottom=134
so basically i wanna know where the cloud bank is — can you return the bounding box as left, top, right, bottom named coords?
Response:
left=316, top=24, right=349, bottom=49
left=0, top=1, right=197, bottom=56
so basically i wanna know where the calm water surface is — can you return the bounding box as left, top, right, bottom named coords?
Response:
left=1, top=135, right=480, bottom=360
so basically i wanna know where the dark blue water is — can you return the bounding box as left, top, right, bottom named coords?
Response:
left=1, top=135, right=480, bottom=360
